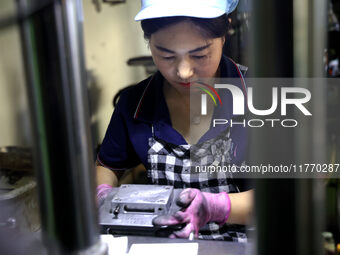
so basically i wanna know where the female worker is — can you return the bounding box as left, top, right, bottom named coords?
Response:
left=96, top=0, right=253, bottom=242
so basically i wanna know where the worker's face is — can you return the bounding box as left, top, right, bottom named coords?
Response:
left=150, top=21, right=224, bottom=94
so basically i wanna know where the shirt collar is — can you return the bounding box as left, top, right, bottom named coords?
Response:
left=133, top=71, right=170, bottom=124
left=133, top=55, right=247, bottom=126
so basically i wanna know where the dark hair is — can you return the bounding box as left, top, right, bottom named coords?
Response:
left=141, top=14, right=229, bottom=40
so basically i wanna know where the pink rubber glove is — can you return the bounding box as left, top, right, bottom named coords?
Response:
left=96, top=184, right=112, bottom=205
left=152, top=188, right=231, bottom=239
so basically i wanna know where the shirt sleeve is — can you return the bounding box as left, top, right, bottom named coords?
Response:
left=233, top=178, right=255, bottom=192
left=97, top=100, right=140, bottom=171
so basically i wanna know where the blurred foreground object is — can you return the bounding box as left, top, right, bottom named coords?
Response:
left=17, top=0, right=106, bottom=253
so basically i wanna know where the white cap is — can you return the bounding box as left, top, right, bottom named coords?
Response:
left=135, top=0, right=239, bottom=21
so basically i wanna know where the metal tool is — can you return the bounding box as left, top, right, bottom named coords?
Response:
left=99, top=184, right=179, bottom=236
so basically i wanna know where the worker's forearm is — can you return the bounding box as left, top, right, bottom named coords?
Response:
left=96, top=165, right=119, bottom=187
left=227, top=189, right=254, bottom=225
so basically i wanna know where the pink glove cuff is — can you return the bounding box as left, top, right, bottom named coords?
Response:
left=96, top=184, right=112, bottom=203
left=221, top=192, right=231, bottom=225
left=204, top=191, right=231, bottom=225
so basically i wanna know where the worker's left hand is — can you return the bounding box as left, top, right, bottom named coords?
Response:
left=152, top=188, right=231, bottom=239
left=96, top=184, right=112, bottom=206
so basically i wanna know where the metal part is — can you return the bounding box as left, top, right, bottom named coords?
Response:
left=111, top=184, right=173, bottom=215
left=99, top=185, right=177, bottom=236
left=113, top=206, right=120, bottom=216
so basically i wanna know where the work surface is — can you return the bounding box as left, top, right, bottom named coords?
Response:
left=126, top=235, right=250, bottom=255
left=101, top=234, right=251, bottom=255
left=100, top=186, right=252, bottom=255
left=0, top=230, right=251, bottom=255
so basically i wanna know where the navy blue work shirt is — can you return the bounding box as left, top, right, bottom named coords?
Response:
left=98, top=55, right=248, bottom=174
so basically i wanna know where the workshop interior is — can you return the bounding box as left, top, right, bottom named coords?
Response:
left=0, top=0, right=340, bottom=254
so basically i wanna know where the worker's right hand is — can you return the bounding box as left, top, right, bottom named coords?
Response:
left=152, top=188, right=231, bottom=239
left=96, top=184, right=112, bottom=206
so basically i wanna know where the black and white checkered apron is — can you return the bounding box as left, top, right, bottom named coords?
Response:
left=147, top=125, right=247, bottom=242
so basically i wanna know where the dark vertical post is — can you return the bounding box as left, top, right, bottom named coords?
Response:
left=249, top=0, right=326, bottom=255
left=17, top=0, right=106, bottom=253
left=249, top=1, right=297, bottom=253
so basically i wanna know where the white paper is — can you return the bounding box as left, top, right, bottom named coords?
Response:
left=100, top=235, right=128, bottom=255
left=128, top=242, right=199, bottom=255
